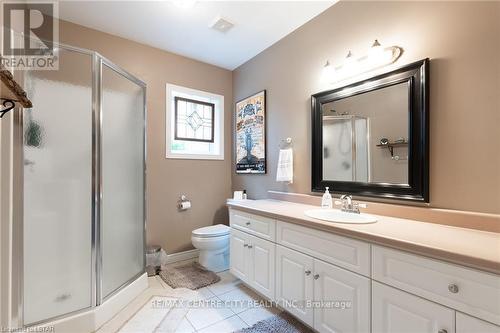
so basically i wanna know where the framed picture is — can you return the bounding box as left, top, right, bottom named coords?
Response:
left=235, top=90, right=266, bottom=174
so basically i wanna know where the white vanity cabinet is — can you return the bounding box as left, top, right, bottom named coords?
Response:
left=229, top=227, right=275, bottom=299
left=247, top=233, right=275, bottom=298
left=276, top=245, right=315, bottom=325
left=276, top=220, right=371, bottom=276
left=275, top=244, right=370, bottom=332
left=228, top=207, right=500, bottom=333
left=372, top=281, right=455, bottom=333
left=230, top=228, right=250, bottom=281
left=313, top=259, right=370, bottom=333
left=230, top=209, right=275, bottom=241
left=372, top=245, right=500, bottom=325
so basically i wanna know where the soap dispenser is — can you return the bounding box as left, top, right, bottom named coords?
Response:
left=321, top=187, right=333, bottom=209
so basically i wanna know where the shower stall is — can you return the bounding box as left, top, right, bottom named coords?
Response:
left=322, top=115, right=370, bottom=182
left=10, top=43, right=146, bottom=327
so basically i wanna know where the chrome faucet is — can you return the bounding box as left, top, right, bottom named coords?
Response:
left=335, top=194, right=367, bottom=214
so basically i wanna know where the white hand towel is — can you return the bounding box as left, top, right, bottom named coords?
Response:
left=276, top=148, right=293, bottom=183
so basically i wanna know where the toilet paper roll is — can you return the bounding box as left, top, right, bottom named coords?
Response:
left=178, top=201, right=191, bottom=210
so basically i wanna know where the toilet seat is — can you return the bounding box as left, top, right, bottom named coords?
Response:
left=192, top=224, right=230, bottom=238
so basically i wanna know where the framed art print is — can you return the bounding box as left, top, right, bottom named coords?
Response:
left=235, top=90, right=266, bottom=174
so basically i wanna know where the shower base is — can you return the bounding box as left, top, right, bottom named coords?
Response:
left=33, top=273, right=147, bottom=332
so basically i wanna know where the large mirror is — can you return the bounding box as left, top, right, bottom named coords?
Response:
left=311, top=59, right=429, bottom=202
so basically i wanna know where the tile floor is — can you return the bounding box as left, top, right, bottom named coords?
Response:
left=96, top=263, right=281, bottom=333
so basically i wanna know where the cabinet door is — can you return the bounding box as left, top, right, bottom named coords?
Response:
left=372, top=281, right=455, bottom=333
left=276, top=245, right=314, bottom=326
left=314, top=260, right=370, bottom=333
left=230, top=228, right=250, bottom=282
left=247, top=234, right=275, bottom=299
left=456, top=313, right=500, bottom=333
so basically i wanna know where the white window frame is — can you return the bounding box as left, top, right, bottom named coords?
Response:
left=166, top=83, right=224, bottom=160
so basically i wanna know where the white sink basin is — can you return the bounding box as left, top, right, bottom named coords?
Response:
left=304, top=209, right=377, bottom=224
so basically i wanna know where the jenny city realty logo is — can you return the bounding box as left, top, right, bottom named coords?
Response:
left=1, top=1, right=59, bottom=70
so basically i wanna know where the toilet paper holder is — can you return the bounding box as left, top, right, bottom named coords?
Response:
left=177, top=195, right=191, bottom=211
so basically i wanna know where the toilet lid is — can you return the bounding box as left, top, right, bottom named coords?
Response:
left=192, top=224, right=230, bottom=237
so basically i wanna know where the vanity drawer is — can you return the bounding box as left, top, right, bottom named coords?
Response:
left=229, top=209, right=276, bottom=241
left=372, top=245, right=500, bottom=325
left=276, top=221, right=370, bottom=276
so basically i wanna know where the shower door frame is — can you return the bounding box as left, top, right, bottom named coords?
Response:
left=9, top=41, right=147, bottom=327
left=97, top=56, right=148, bottom=304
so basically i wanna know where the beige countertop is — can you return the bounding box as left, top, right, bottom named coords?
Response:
left=227, top=199, right=500, bottom=275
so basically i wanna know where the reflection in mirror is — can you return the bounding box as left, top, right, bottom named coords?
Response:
left=321, top=82, right=409, bottom=185
left=312, top=59, right=429, bottom=202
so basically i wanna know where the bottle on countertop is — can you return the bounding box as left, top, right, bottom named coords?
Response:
left=243, top=190, right=247, bottom=200
left=321, top=187, right=333, bottom=209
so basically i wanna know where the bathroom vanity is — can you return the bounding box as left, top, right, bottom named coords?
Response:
left=227, top=199, right=500, bottom=333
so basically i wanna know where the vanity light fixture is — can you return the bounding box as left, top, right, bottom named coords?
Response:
left=322, top=39, right=403, bottom=83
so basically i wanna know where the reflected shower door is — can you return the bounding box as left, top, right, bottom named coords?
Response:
left=23, top=48, right=93, bottom=324
left=101, top=62, right=145, bottom=299
left=323, top=116, right=369, bottom=182
left=323, top=118, right=354, bottom=181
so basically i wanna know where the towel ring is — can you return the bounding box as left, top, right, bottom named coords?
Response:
left=279, top=137, right=293, bottom=149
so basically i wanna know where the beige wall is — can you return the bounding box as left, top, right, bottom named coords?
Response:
left=232, top=1, right=500, bottom=214
left=59, top=20, right=233, bottom=254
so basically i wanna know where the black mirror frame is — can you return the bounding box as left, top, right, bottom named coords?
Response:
left=311, top=58, right=429, bottom=202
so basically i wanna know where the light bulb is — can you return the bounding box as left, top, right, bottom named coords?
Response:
left=342, top=50, right=356, bottom=77
left=368, top=39, right=385, bottom=65
left=321, top=61, right=335, bottom=83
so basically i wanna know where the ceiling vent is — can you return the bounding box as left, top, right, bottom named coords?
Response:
left=209, top=17, right=234, bottom=33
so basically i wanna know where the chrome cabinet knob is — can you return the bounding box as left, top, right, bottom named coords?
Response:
left=448, top=284, right=459, bottom=294
left=243, top=244, right=248, bottom=247
left=438, top=329, right=448, bottom=333
left=247, top=244, right=253, bottom=249
left=305, top=270, right=311, bottom=276
left=313, top=274, right=320, bottom=280
left=245, top=221, right=251, bottom=226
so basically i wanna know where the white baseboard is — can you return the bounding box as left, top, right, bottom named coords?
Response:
left=165, top=249, right=199, bottom=264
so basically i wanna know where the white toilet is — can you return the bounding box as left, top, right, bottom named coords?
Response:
left=191, top=224, right=230, bottom=272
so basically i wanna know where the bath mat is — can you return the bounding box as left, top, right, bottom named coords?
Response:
left=234, top=312, right=315, bottom=333
left=159, top=262, right=220, bottom=290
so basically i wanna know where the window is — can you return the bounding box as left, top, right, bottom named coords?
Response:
left=166, top=84, right=224, bottom=159
left=174, top=97, right=215, bottom=143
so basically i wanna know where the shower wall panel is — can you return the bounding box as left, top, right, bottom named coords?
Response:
left=101, top=62, right=145, bottom=299
left=23, top=48, right=93, bottom=324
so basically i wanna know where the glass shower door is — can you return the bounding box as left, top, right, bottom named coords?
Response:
left=23, top=48, right=93, bottom=324
left=323, top=117, right=354, bottom=181
left=100, top=62, right=145, bottom=299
